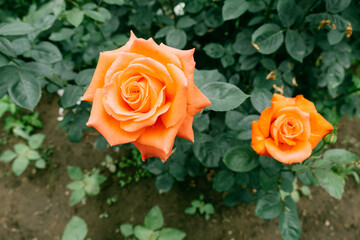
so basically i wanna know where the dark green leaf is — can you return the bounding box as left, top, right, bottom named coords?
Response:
left=255, top=193, right=282, bottom=219
left=222, top=0, right=249, bottom=21
left=12, top=38, right=31, bottom=56
left=250, top=88, right=272, bottom=113
left=67, top=166, right=83, bottom=181
left=155, top=173, right=174, bottom=192
left=66, top=9, right=85, bottom=27
left=85, top=10, right=105, bottom=22
left=177, top=16, right=196, bottom=28
left=30, top=41, right=63, bottom=64
left=213, top=170, right=235, bottom=192
left=325, top=0, right=351, bottom=13
left=203, top=43, right=225, bottom=59
left=70, top=189, right=86, bottom=206
left=233, top=29, right=257, bottom=55
left=314, top=169, right=344, bottom=199
left=252, top=24, right=284, bottom=55
left=8, top=69, right=41, bottom=111
left=279, top=197, right=302, bottom=240
left=0, top=22, right=35, bottom=36
left=201, top=82, right=248, bottom=111
left=285, top=30, right=306, bottom=62
left=60, top=85, right=84, bottom=109
left=0, top=37, right=16, bottom=57
left=277, top=0, right=298, bottom=27
left=166, top=29, right=187, bottom=49
left=49, top=28, right=75, bottom=41
left=323, top=149, right=358, bottom=164
left=223, top=146, right=259, bottom=172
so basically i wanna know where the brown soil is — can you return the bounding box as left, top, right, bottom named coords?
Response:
left=0, top=94, right=359, bottom=240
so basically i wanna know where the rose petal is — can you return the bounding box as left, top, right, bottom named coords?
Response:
left=295, top=95, right=317, bottom=113
left=161, top=64, right=188, bottom=128
left=251, top=121, right=270, bottom=156
left=186, top=84, right=211, bottom=116
left=308, top=112, right=334, bottom=148
left=176, top=115, right=195, bottom=141
left=258, top=107, right=273, bottom=138
left=265, top=138, right=312, bottom=164
left=82, top=51, right=121, bottom=102
left=120, top=103, right=171, bottom=132
left=104, top=52, right=143, bottom=85
left=87, top=89, right=143, bottom=146
left=128, top=38, right=182, bottom=69
left=134, top=116, right=185, bottom=161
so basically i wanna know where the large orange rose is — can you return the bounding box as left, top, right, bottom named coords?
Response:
left=251, top=94, right=333, bottom=164
left=82, top=32, right=211, bottom=161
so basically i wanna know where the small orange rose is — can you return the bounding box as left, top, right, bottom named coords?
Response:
left=82, top=32, right=211, bottom=161
left=251, top=94, right=333, bottom=164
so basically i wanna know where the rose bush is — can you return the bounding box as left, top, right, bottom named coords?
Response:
left=82, top=32, right=211, bottom=161
left=251, top=94, right=333, bottom=164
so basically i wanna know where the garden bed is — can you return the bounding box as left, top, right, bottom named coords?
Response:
left=0, top=94, right=359, bottom=240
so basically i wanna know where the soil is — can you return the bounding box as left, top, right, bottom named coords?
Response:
left=0, top=94, right=359, bottom=240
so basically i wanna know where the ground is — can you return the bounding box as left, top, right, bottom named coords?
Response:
left=0, top=94, right=359, bottom=240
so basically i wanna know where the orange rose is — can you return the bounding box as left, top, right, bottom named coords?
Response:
left=251, top=94, right=333, bottom=164
left=82, top=32, right=211, bottom=161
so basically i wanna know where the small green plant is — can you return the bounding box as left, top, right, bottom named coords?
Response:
left=120, top=205, right=186, bottom=240
left=280, top=177, right=312, bottom=203
left=0, top=133, right=47, bottom=176
left=0, top=95, right=42, bottom=134
left=102, top=150, right=151, bottom=188
left=185, top=194, right=215, bottom=220
left=106, top=195, right=118, bottom=206
left=66, top=166, right=107, bottom=206
left=61, top=216, right=90, bottom=240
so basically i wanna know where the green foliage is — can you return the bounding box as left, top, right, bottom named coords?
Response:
left=0, top=133, right=47, bottom=176
left=184, top=194, right=215, bottom=220
left=120, top=205, right=186, bottom=240
left=61, top=216, right=88, bottom=240
left=102, top=150, right=151, bottom=188
left=66, top=166, right=106, bottom=206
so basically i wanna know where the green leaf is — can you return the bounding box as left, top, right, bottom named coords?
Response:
left=327, top=29, right=344, bottom=45
left=0, top=22, right=35, bottom=36
left=85, top=10, right=105, bottom=22
left=12, top=156, right=30, bottom=176
left=144, top=205, right=164, bottom=230
left=221, top=54, right=235, bottom=68
left=155, top=173, right=174, bottom=192
left=166, top=29, right=187, bottom=49
left=279, top=197, right=302, bottom=240
left=8, top=69, right=40, bottom=111
left=0, top=37, right=16, bottom=57
left=312, top=159, right=333, bottom=169
left=203, top=43, right=225, bottom=59
left=252, top=23, right=284, bottom=55
left=213, top=170, right=235, bottom=192
left=83, top=174, right=101, bottom=195
left=67, top=166, right=83, bottom=180
left=250, top=88, right=272, bottom=113
left=22, top=62, right=53, bottom=78
left=49, top=28, right=75, bottom=41
left=255, top=193, right=282, bottom=219
left=184, top=207, right=196, bottom=214
left=120, top=224, right=134, bottom=237
left=169, top=162, right=187, bottom=180
left=233, top=29, right=257, bottom=55
left=75, top=69, right=95, bottom=86
left=285, top=30, right=306, bottom=62
left=60, top=85, right=84, bottom=109
left=223, top=146, right=259, bottom=172
left=70, top=189, right=86, bottom=206
left=277, top=0, right=297, bottom=27
left=30, top=41, right=63, bottom=64
left=201, top=82, right=248, bottom=112
left=12, top=38, right=31, bottom=56
left=67, top=181, right=84, bottom=190
left=222, top=0, right=249, bottom=21
left=104, top=0, right=126, bottom=5
left=194, top=69, right=223, bottom=89
left=323, top=149, right=358, bottom=164
left=326, top=63, right=344, bottom=89
left=66, top=9, right=85, bottom=27
left=35, top=159, right=46, bottom=169
left=0, top=150, right=17, bottom=162
left=159, top=228, right=186, bottom=240
left=28, top=133, right=45, bottom=149
left=325, top=0, right=351, bottom=13
left=134, top=226, right=153, bottom=240
left=14, top=144, right=29, bottom=155
left=61, top=216, right=88, bottom=240
left=314, top=169, right=344, bottom=199
left=27, top=150, right=41, bottom=160
left=292, top=164, right=310, bottom=173
left=177, top=16, right=196, bottom=28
